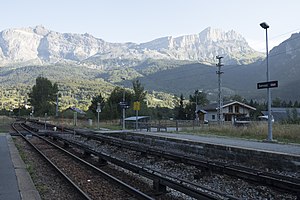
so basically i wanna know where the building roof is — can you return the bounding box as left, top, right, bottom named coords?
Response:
left=196, top=109, right=207, bottom=114
left=202, top=101, right=256, bottom=111
left=125, top=116, right=150, bottom=121
left=68, top=106, right=86, bottom=115
left=262, top=107, right=300, bottom=121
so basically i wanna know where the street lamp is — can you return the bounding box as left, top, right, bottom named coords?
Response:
left=260, top=22, right=273, bottom=141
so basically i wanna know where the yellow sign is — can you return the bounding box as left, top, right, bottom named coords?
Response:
left=133, top=101, right=140, bottom=111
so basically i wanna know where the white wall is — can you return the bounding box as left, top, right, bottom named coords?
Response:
left=205, top=111, right=218, bottom=122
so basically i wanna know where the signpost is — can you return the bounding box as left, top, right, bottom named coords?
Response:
left=133, top=101, right=140, bottom=131
left=119, top=101, right=129, bottom=130
left=257, top=79, right=278, bottom=141
left=257, top=81, right=278, bottom=89
left=44, top=113, right=47, bottom=130
left=96, top=103, right=101, bottom=130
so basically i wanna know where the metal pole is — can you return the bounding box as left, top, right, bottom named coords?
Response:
left=216, top=56, right=224, bottom=125
left=195, top=90, right=198, bottom=115
left=97, top=111, right=100, bottom=130
left=73, top=112, right=77, bottom=136
left=136, top=110, right=138, bottom=131
left=260, top=22, right=272, bottom=141
left=44, top=113, right=47, bottom=130
left=56, top=93, right=59, bottom=117
left=97, top=102, right=100, bottom=130
left=265, top=28, right=273, bottom=141
left=18, top=93, right=20, bottom=117
left=122, top=89, right=125, bottom=130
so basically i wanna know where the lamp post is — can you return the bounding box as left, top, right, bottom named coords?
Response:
left=260, top=22, right=273, bottom=141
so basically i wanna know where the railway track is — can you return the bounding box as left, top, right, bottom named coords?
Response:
left=76, top=129, right=300, bottom=195
left=11, top=122, right=154, bottom=200
left=23, top=120, right=243, bottom=199
left=24, top=119, right=300, bottom=199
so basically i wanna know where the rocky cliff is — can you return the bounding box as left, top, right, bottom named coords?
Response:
left=0, top=25, right=262, bottom=67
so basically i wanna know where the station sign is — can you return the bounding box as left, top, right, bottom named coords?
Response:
left=119, top=101, right=130, bottom=109
left=257, top=81, right=278, bottom=89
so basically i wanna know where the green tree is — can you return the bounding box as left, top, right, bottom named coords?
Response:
left=102, top=87, right=132, bottom=120
left=129, top=79, right=150, bottom=116
left=88, top=93, right=105, bottom=116
left=176, top=94, right=186, bottom=120
left=281, top=100, right=287, bottom=107
left=294, top=101, right=299, bottom=108
left=272, top=97, right=281, bottom=107
left=190, top=90, right=209, bottom=107
left=186, top=90, right=209, bottom=120
left=132, top=79, right=147, bottom=102
left=28, top=77, right=58, bottom=116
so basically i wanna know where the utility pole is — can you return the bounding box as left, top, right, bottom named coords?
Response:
left=216, top=56, right=224, bottom=125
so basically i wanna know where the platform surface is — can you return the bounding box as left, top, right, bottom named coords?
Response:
left=0, top=134, right=21, bottom=200
left=134, top=131, right=300, bottom=156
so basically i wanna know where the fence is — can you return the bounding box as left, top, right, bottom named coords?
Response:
left=128, top=120, right=232, bottom=132
left=46, top=117, right=239, bottom=132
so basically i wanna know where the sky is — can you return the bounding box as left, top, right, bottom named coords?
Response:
left=1, top=0, right=300, bottom=52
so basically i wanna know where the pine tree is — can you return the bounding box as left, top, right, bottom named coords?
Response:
left=28, top=76, right=58, bottom=116
left=88, top=93, right=105, bottom=115
left=294, top=101, right=299, bottom=108
left=176, top=94, right=186, bottom=120
left=132, top=79, right=147, bottom=102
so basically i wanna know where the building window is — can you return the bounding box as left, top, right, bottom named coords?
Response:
left=212, top=115, right=215, bottom=120
left=235, top=106, right=239, bottom=113
left=229, top=105, right=233, bottom=113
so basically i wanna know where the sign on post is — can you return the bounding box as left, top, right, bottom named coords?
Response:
left=133, top=101, right=140, bottom=131
left=96, top=103, right=101, bottom=130
left=119, top=101, right=129, bottom=109
left=257, top=81, right=278, bottom=89
left=96, top=103, right=101, bottom=113
left=133, top=101, right=140, bottom=111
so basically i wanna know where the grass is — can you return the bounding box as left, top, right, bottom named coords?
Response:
left=181, top=123, right=300, bottom=144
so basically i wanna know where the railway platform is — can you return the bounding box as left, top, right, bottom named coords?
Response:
left=0, top=134, right=40, bottom=200
left=136, top=131, right=300, bottom=156
left=102, top=130, right=300, bottom=171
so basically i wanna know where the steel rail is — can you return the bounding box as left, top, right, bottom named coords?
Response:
left=11, top=122, right=92, bottom=200
left=17, top=122, right=154, bottom=200
left=73, top=130, right=300, bottom=195
left=26, top=119, right=300, bottom=196
left=53, top=134, right=240, bottom=200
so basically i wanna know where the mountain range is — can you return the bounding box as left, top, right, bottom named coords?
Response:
left=0, top=25, right=262, bottom=67
left=0, top=25, right=299, bottom=110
